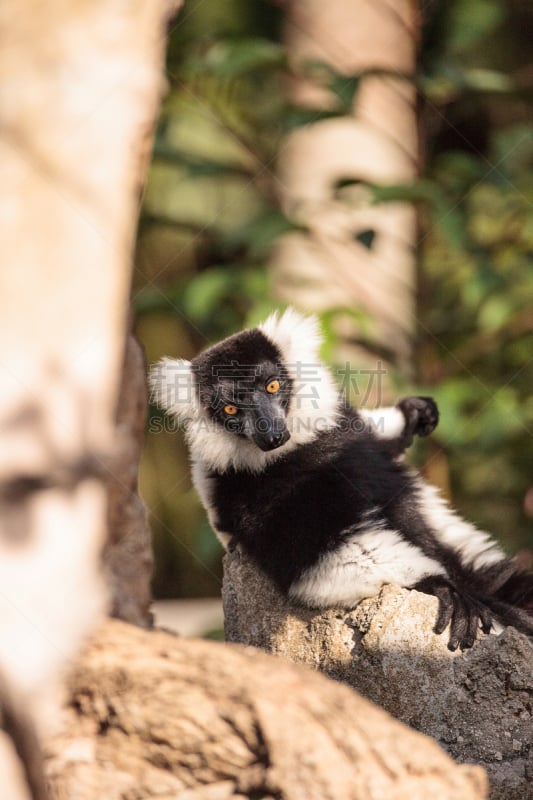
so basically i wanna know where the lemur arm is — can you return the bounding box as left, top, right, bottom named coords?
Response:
left=360, top=396, right=439, bottom=458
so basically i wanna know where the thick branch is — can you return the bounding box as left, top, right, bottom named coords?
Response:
left=45, top=619, right=486, bottom=800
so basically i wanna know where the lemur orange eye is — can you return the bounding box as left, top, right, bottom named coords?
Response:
left=266, top=379, right=280, bottom=394
left=224, top=404, right=238, bottom=416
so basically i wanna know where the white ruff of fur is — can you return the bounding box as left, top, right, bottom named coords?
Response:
left=259, top=308, right=340, bottom=447
left=414, top=478, right=505, bottom=570
left=185, top=414, right=296, bottom=473
left=289, top=527, right=446, bottom=608
left=149, top=357, right=198, bottom=420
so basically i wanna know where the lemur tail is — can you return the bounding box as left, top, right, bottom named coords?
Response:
left=487, top=566, right=533, bottom=637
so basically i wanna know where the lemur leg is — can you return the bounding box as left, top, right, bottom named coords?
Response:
left=359, top=396, right=439, bottom=458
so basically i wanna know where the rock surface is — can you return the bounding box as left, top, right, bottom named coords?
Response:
left=223, top=548, right=533, bottom=800
left=45, top=619, right=486, bottom=800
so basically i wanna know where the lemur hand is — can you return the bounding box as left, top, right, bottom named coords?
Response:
left=397, top=396, right=439, bottom=439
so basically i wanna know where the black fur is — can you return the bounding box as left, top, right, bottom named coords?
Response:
left=209, top=404, right=533, bottom=649
left=211, top=409, right=427, bottom=589
left=157, top=320, right=533, bottom=651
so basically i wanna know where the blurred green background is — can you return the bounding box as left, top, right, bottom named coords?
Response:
left=135, top=0, right=533, bottom=600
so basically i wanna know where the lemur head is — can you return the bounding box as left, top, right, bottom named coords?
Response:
left=151, top=308, right=340, bottom=472
left=190, top=327, right=292, bottom=453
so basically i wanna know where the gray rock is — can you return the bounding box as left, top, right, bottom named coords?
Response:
left=223, top=548, right=533, bottom=800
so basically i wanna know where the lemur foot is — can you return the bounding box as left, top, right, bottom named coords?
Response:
left=414, top=575, right=492, bottom=651
left=397, top=396, right=439, bottom=439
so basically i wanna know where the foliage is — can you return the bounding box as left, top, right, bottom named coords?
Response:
left=136, top=0, right=533, bottom=598
left=416, top=1, right=533, bottom=551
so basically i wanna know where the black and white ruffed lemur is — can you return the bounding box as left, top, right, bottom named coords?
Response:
left=151, top=309, right=533, bottom=651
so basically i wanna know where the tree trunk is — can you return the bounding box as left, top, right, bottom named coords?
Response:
left=0, top=1, right=175, bottom=795
left=223, top=549, right=533, bottom=800
left=273, top=0, right=419, bottom=372
left=45, top=619, right=487, bottom=800
left=105, top=332, right=153, bottom=628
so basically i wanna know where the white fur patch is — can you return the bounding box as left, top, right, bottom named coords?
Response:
left=358, top=406, right=405, bottom=439
left=149, top=357, right=199, bottom=420
left=185, top=414, right=296, bottom=474
left=289, top=527, right=445, bottom=608
left=259, top=308, right=323, bottom=365
left=259, top=309, right=340, bottom=446
left=415, top=478, right=505, bottom=570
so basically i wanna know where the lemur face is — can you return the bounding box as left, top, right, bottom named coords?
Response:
left=151, top=308, right=341, bottom=472
left=192, top=330, right=292, bottom=452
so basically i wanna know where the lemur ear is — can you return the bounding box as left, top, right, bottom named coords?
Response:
left=259, top=307, right=323, bottom=364
left=149, top=358, right=199, bottom=419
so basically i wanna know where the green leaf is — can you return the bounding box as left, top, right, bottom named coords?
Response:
left=133, top=285, right=183, bottom=315
left=370, top=180, right=444, bottom=205
left=198, top=38, right=287, bottom=78
left=317, top=307, right=374, bottom=363
left=431, top=380, right=485, bottom=446
left=433, top=152, right=486, bottom=187
left=239, top=267, right=269, bottom=297
left=153, top=145, right=252, bottom=178
left=280, top=106, right=342, bottom=131
left=422, top=64, right=513, bottom=101
left=460, top=68, right=513, bottom=93
left=299, top=61, right=405, bottom=113
left=182, top=268, right=233, bottom=323
left=492, top=125, right=533, bottom=177
left=133, top=286, right=163, bottom=315
left=461, top=265, right=503, bottom=309
left=222, top=210, right=305, bottom=259
left=434, top=206, right=467, bottom=250
left=478, top=296, right=513, bottom=332
left=329, top=74, right=361, bottom=112
left=446, top=0, right=504, bottom=53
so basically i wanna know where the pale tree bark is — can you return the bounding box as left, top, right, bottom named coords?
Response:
left=45, top=619, right=487, bottom=800
left=273, top=0, right=419, bottom=373
left=0, top=1, right=176, bottom=796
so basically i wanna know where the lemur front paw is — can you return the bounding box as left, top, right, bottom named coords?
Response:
left=414, top=575, right=492, bottom=651
left=397, top=396, right=439, bottom=438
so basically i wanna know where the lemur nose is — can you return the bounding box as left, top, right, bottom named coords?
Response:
left=253, top=424, right=290, bottom=451
left=259, top=431, right=281, bottom=451
left=267, top=429, right=290, bottom=450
